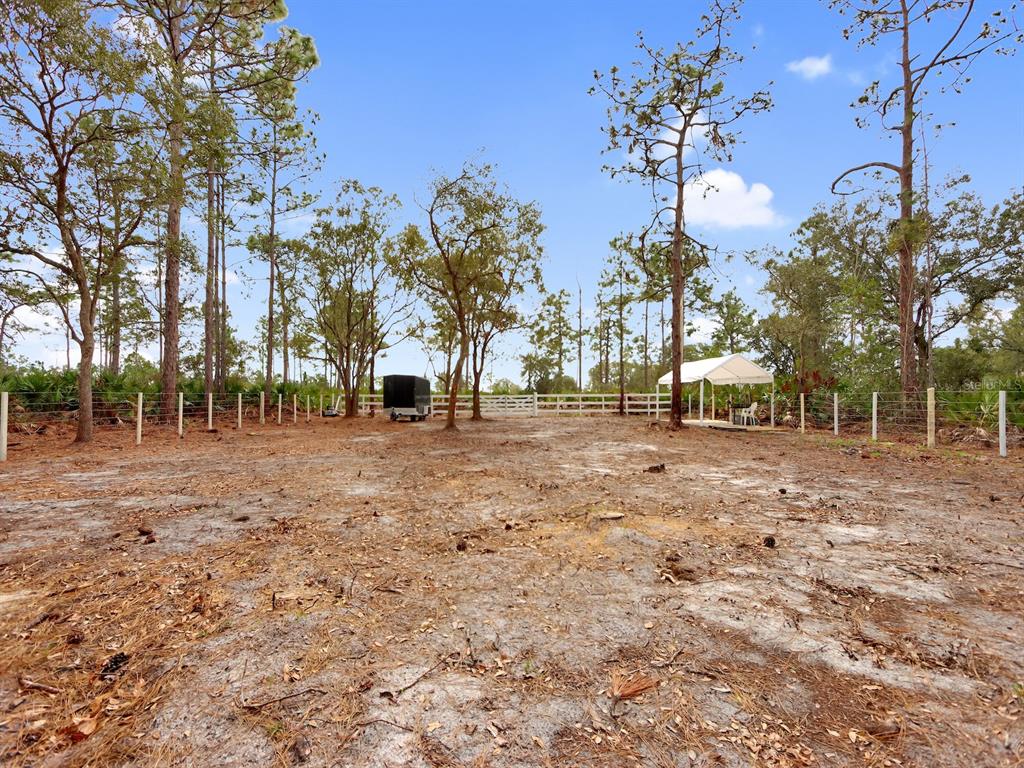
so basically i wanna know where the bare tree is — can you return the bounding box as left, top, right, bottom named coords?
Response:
left=592, top=0, right=771, bottom=427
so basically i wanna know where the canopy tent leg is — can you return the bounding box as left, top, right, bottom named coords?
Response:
left=711, top=383, right=715, bottom=421
left=655, top=384, right=660, bottom=421
left=699, top=380, right=705, bottom=425
left=770, top=382, right=775, bottom=428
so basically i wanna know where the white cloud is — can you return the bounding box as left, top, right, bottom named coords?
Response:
left=786, top=54, right=833, bottom=80
left=683, top=169, right=783, bottom=229
left=12, top=304, right=54, bottom=333
left=687, top=316, right=716, bottom=344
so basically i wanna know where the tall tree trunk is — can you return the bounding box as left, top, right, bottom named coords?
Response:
left=75, top=302, right=95, bottom=443
left=669, top=145, right=685, bottom=428
left=642, top=300, right=649, bottom=390
left=446, top=327, right=468, bottom=430
left=618, top=265, right=625, bottom=415
left=0, top=310, right=9, bottom=366
left=897, top=2, right=918, bottom=396
left=279, top=277, right=289, bottom=385
left=110, top=272, right=121, bottom=374
left=344, top=386, right=357, bottom=418
left=109, top=199, right=122, bottom=375
left=470, top=336, right=484, bottom=420
left=368, top=352, right=376, bottom=416
left=218, top=174, right=228, bottom=391
left=660, top=298, right=665, bottom=368
left=204, top=158, right=215, bottom=397
left=577, top=283, right=583, bottom=391
left=156, top=242, right=163, bottom=373
left=160, top=11, right=184, bottom=422
left=264, top=152, right=278, bottom=400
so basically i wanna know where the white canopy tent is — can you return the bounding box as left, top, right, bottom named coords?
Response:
left=656, top=354, right=775, bottom=424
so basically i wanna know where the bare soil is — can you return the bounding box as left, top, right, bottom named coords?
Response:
left=1, top=416, right=1022, bottom=767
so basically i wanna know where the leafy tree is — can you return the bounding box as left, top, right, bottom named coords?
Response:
left=592, top=0, right=771, bottom=426
left=247, top=87, right=321, bottom=399
left=406, top=161, right=541, bottom=429
left=524, top=290, right=577, bottom=392
left=299, top=181, right=416, bottom=417
left=0, top=0, right=146, bottom=441
left=706, top=289, right=756, bottom=355
left=600, top=240, right=639, bottom=413
left=830, top=0, right=1020, bottom=395
left=418, top=305, right=460, bottom=394
left=0, top=272, right=38, bottom=368
left=751, top=228, right=848, bottom=383
left=466, top=216, right=543, bottom=419
left=912, top=185, right=1023, bottom=383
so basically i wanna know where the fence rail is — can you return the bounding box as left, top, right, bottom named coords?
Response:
left=1, top=387, right=1019, bottom=461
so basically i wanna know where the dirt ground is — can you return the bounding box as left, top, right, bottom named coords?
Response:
left=1, top=416, right=1022, bottom=767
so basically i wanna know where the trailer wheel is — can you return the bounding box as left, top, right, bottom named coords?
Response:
left=389, top=411, right=398, bottom=422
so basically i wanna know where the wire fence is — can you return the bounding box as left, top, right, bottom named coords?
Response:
left=0, top=391, right=328, bottom=438
left=1, top=387, right=1019, bottom=461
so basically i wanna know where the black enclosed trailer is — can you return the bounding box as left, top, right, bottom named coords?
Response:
left=382, top=375, right=432, bottom=421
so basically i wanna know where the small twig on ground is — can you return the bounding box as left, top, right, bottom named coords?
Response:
left=237, top=687, right=326, bottom=710
left=895, top=565, right=926, bottom=580
left=651, top=647, right=686, bottom=668
left=379, top=654, right=454, bottom=700
left=19, top=676, right=60, bottom=695
left=357, top=718, right=413, bottom=732
left=25, top=612, right=57, bottom=630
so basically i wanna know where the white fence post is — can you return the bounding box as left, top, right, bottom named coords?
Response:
left=871, top=392, right=878, bottom=441
left=0, top=391, right=8, bottom=462
left=237, top=392, right=242, bottom=430
left=292, top=394, right=298, bottom=424
left=260, top=391, right=265, bottom=425
left=207, top=391, right=213, bottom=431
left=135, top=392, right=143, bottom=446
left=306, top=395, right=311, bottom=423
left=277, top=393, right=282, bottom=425
left=998, top=390, right=1007, bottom=458
left=927, top=387, right=935, bottom=448
left=769, top=386, right=775, bottom=428
left=688, top=393, right=692, bottom=420
left=800, top=392, right=805, bottom=434
left=533, top=392, right=538, bottom=417
left=178, top=392, right=183, bottom=438
left=319, top=393, right=323, bottom=417
left=833, top=392, right=839, bottom=436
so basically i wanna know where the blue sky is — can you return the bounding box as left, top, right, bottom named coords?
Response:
left=16, top=0, right=1024, bottom=384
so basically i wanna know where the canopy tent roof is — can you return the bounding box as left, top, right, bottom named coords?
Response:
left=657, top=354, right=774, bottom=387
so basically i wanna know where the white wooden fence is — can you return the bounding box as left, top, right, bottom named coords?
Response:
left=357, top=392, right=672, bottom=417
